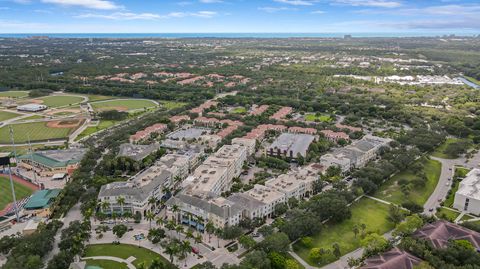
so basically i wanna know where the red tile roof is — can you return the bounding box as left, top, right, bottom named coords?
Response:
left=362, top=247, right=422, bottom=269
left=413, top=220, right=480, bottom=249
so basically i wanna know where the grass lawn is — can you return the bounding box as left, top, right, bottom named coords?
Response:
left=0, top=176, right=34, bottom=210
left=37, top=95, right=84, bottom=108
left=431, top=138, right=471, bottom=159
left=75, top=120, right=117, bottom=141
left=16, top=115, right=44, bottom=121
left=231, top=107, right=247, bottom=114
left=293, top=197, right=395, bottom=267
left=304, top=114, right=332, bottom=123
left=375, top=158, right=441, bottom=206
left=0, top=91, right=28, bottom=98
left=84, top=243, right=174, bottom=268
left=436, top=207, right=460, bottom=222
left=0, top=122, right=74, bottom=143
left=0, top=111, right=21, bottom=122
left=86, top=94, right=118, bottom=102
left=91, top=99, right=157, bottom=112
left=285, top=253, right=305, bottom=269
left=444, top=167, right=470, bottom=207
left=465, top=76, right=480, bottom=85
left=159, top=100, right=187, bottom=110
left=85, top=259, right=128, bottom=269
left=0, top=144, right=47, bottom=155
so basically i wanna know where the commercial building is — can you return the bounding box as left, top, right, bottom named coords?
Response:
left=232, top=137, right=256, bottom=156
left=265, top=165, right=319, bottom=200
left=23, top=189, right=61, bottom=218
left=453, top=169, right=480, bottom=215
left=245, top=184, right=286, bottom=218
left=17, top=148, right=86, bottom=177
left=267, top=133, right=316, bottom=159
left=118, top=143, right=161, bottom=161
left=320, top=153, right=352, bottom=172
left=17, top=104, right=48, bottom=112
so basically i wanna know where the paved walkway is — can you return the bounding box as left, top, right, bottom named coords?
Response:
left=83, top=256, right=136, bottom=269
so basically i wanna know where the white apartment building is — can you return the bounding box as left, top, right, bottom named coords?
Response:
left=454, top=169, right=480, bottom=215
left=320, top=153, right=351, bottom=172
left=245, top=184, right=286, bottom=218
left=265, top=166, right=319, bottom=200
left=232, top=137, right=257, bottom=156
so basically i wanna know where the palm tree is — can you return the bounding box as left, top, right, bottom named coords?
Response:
left=145, top=211, right=155, bottom=230
left=214, top=228, right=222, bottom=248
left=164, top=240, right=180, bottom=264
left=205, top=222, right=215, bottom=243
left=180, top=240, right=192, bottom=267
left=171, top=205, right=180, bottom=224
left=166, top=220, right=176, bottom=237
left=148, top=196, right=157, bottom=210
left=111, top=212, right=117, bottom=224
left=186, top=229, right=194, bottom=241
left=149, top=258, right=164, bottom=269
left=156, top=217, right=165, bottom=227
left=116, top=196, right=125, bottom=217
left=196, top=216, right=204, bottom=233
left=100, top=200, right=110, bottom=214
left=175, top=225, right=184, bottom=240
left=194, top=234, right=202, bottom=249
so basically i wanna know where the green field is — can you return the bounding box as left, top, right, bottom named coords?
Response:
left=432, top=138, right=460, bottom=159
left=0, top=144, right=48, bottom=155
left=0, top=111, right=21, bottom=122
left=444, top=167, right=470, bottom=207
left=0, top=91, right=28, bottom=98
left=293, top=197, right=395, bottom=266
left=304, top=114, right=332, bottom=122
left=375, top=158, right=442, bottom=206
left=75, top=120, right=117, bottom=141
left=231, top=107, right=247, bottom=114
left=0, top=176, right=34, bottom=210
left=16, top=115, right=44, bottom=121
left=84, top=243, right=174, bottom=268
left=85, top=259, right=128, bottom=269
left=160, top=100, right=187, bottom=110
left=436, top=207, right=460, bottom=222
left=37, top=95, right=84, bottom=108
left=86, top=94, right=117, bottom=102
left=0, top=122, right=75, bottom=143
left=91, top=99, right=157, bottom=112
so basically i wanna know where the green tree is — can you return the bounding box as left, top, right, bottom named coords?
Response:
left=238, top=235, right=256, bottom=250
left=112, top=224, right=128, bottom=239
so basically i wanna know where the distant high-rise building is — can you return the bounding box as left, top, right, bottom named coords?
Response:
left=344, top=34, right=352, bottom=39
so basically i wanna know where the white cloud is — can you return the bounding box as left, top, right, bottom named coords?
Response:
left=0, top=6, right=11, bottom=9
left=311, top=10, right=325, bottom=14
left=41, top=0, right=121, bottom=10
left=334, top=0, right=401, bottom=8
left=75, top=10, right=218, bottom=20
left=258, top=6, right=295, bottom=13
left=274, top=0, right=316, bottom=6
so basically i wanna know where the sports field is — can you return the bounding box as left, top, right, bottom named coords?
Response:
left=0, top=175, right=36, bottom=210
left=0, top=111, right=21, bottom=122
left=0, top=121, right=79, bottom=143
left=0, top=91, right=29, bottom=98
left=91, top=99, right=157, bottom=112
left=37, top=95, right=85, bottom=108
left=75, top=120, right=117, bottom=141
left=304, top=114, right=332, bottom=122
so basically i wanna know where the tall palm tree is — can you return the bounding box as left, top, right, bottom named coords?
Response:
left=214, top=228, right=223, bottom=248
left=164, top=240, right=180, bottom=264
left=205, top=222, right=215, bottom=243
left=175, top=225, right=184, bottom=240
left=194, top=234, right=202, bottom=249
left=116, top=196, right=125, bottom=217
left=100, top=200, right=110, bottom=214
left=156, top=217, right=165, bottom=228
left=186, top=229, right=194, bottom=241
left=180, top=240, right=192, bottom=267
left=196, top=216, right=204, bottom=232
left=148, top=196, right=157, bottom=210
left=171, top=205, right=180, bottom=224
left=145, top=211, right=155, bottom=230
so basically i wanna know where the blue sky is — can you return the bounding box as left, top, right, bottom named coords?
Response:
left=0, top=0, right=479, bottom=34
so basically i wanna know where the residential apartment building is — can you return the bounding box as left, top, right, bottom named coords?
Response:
left=245, top=184, right=286, bottom=218
left=454, top=169, right=480, bottom=215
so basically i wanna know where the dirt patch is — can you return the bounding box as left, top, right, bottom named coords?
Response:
left=96, top=106, right=129, bottom=112
left=30, top=99, right=44, bottom=104
left=46, top=119, right=82, bottom=128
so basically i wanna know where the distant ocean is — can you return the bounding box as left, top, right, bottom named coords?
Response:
left=0, top=33, right=478, bottom=39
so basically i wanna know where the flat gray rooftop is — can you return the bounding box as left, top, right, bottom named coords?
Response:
left=167, top=127, right=210, bottom=140
left=268, top=133, right=315, bottom=157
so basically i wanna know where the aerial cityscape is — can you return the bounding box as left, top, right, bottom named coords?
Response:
left=0, top=1, right=480, bottom=269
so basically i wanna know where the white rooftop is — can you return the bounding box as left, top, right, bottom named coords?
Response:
left=457, top=169, right=480, bottom=200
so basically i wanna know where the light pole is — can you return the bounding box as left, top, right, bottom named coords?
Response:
left=7, top=126, right=20, bottom=222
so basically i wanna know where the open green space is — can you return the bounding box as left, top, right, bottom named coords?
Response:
left=75, top=120, right=118, bottom=141
left=91, top=99, right=157, bottom=112
left=465, top=76, right=480, bottom=86
left=0, top=111, right=21, bottom=122
left=436, top=207, right=460, bottom=222
left=84, top=243, right=174, bottom=268
left=0, top=91, right=28, bottom=98
left=85, top=94, right=118, bottom=102
left=0, top=144, right=47, bottom=155
left=431, top=138, right=471, bottom=159
left=85, top=259, right=129, bottom=269
left=0, top=122, right=75, bottom=143
left=0, top=176, right=35, bottom=210
left=231, top=107, right=247, bottom=114
left=16, top=115, right=44, bottom=121
left=37, top=95, right=84, bottom=108
left=375, top=158, right=442, bottom=206
left=293, top=197, right=395, bottom=267
left=159, top=100, right=187, bottom=110
left=444, top=167, right=470, bottom=207
left=304, top=114, right=332, bottom=123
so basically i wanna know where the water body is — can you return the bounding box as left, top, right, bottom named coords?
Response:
left=0, top=33, right=478, bottom=39
left=457, top=77, right=480, bottom=89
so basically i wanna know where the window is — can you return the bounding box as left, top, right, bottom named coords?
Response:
left=464, top=198, right=469, bottom=211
